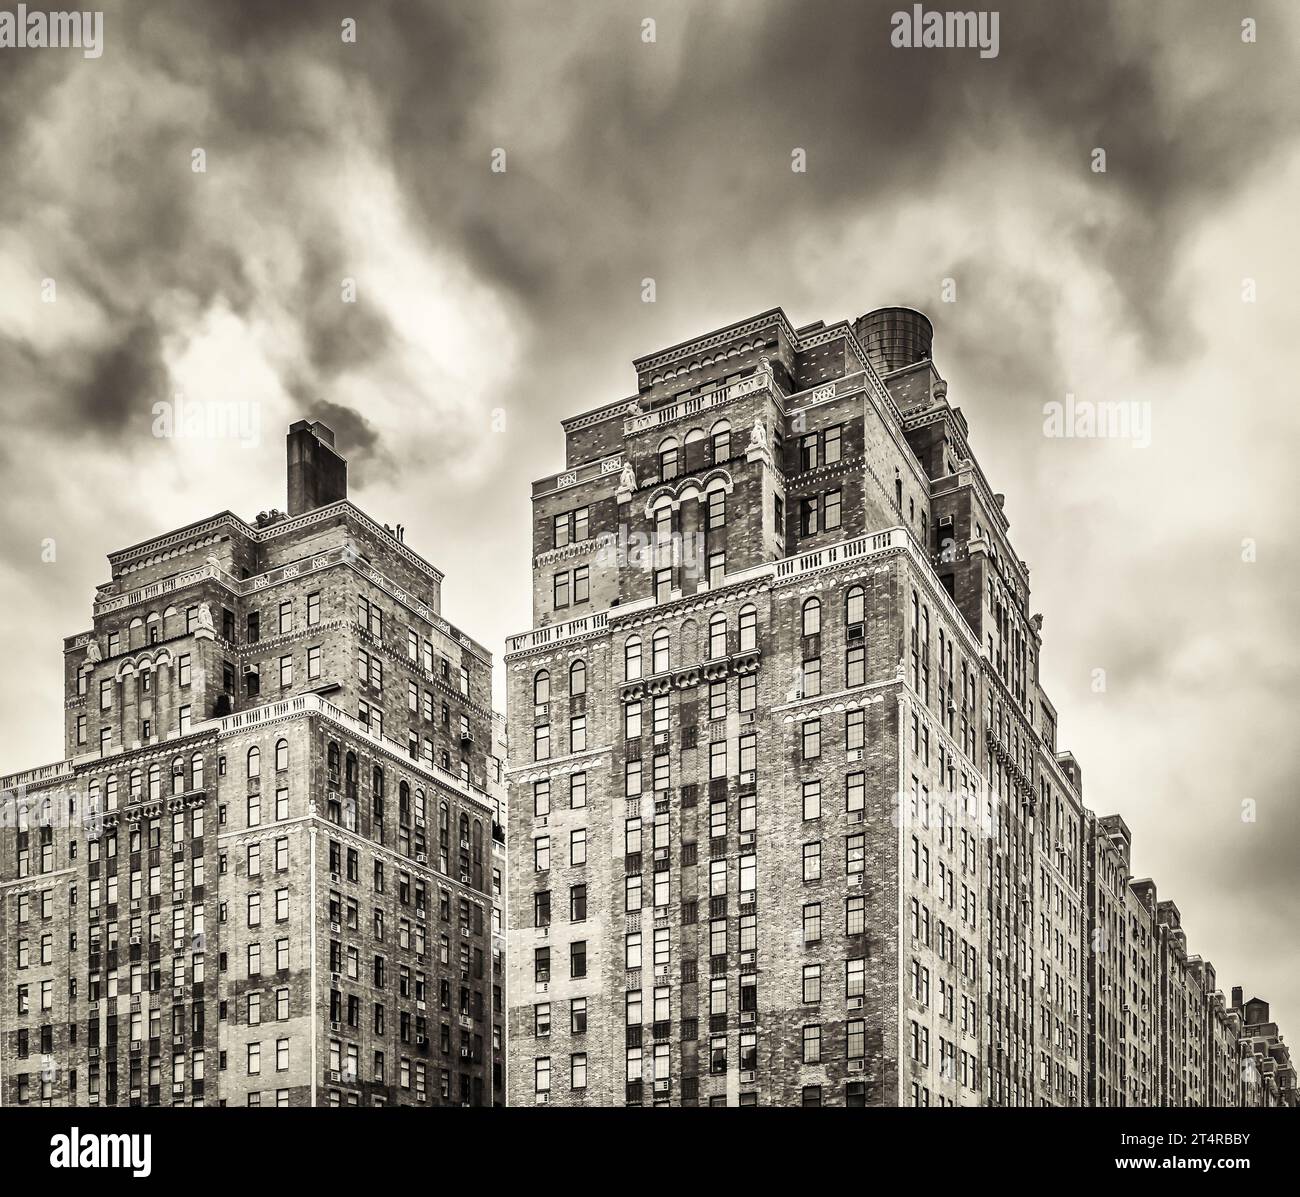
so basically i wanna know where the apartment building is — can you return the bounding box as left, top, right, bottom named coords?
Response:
left=0, top=421, right=502, bottom=1107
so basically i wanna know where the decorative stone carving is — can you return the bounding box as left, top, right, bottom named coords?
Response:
left=84, top=638, right=102, bottom=664
left=194, top=601, right=216, bottom=640
left=745, top=420, right=772, bottom=466
left=616, top=460, right=638, bottom=505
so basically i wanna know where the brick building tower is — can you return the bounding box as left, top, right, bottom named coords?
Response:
left=0, top=421, right=506, bottom=1107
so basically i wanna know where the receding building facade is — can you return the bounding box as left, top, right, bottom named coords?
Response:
left=0, top=421, right=503, bottom=1107
left=503, top=304, right=1295, bottom=1109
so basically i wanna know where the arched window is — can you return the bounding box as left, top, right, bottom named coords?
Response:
left=345, top=752, right=358, bottom=787
left=708, top=613, right=728, bottom=659
left=738, top=605, right=757, bottom=651
left=846, top=585, right=866, bottom=628
left=658, top=437, right=679, bottom=482
left=652, top=628, right=670, bottom=674
left=147, top=764, right=162, bottom=800
left=710, top=419, right=731, bottom=464
left=275, top=739, right=289, bottom=772
left=415, top=788, right=427, bottom=823
left=439, top=801, right=450, bottom=831
left=570, top=659, right=586, bottom=696
left=534, top=670, right=550, bottom=706
left=802, top=597, right=822, bottom=637
left=88, top=779, right=101, bottom=812
left=327, top=741, right=341, bottom=776
left=373, top=766, right=385, bottom=799
left=459, top=814, right=470, bottom=846
left=105, top=775, right=118, bottom=811
left=172, top=757, right=185, bottom=795
left=192, top=753, right=204, bottom=791
left=247, top=746, right=261, bottom=779
left=129, top=769, right=142, bottom=800
left=473, top=820, right=483, bottom=861
left=625, top=636, right=643, bottom=681
left=399, top=781, right=411, bottom=822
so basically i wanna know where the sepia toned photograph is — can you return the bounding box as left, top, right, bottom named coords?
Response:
left=0, top=0, right=1296, bottom=1178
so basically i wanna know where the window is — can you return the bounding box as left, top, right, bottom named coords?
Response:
left=802, top=657, right=821, bottom=698
left=802, top=780, right=821, bottom=821
left=802, top=964, right=822, bottom=1004
left=803, top=902, right=822, bottom=944
left=652, top=628, right=669, bottom=674
left=824, top=489, right=841, bottom=530
left=738, top=606, right=757, bottom=651
left=801, top=719, right=821, bottom=760
left=801, top=597, right=821, bottom=637
left=658, top=437, right=679, bottom=481
left=710, top=420, right=730, bottom=463
left=570, top=829, right=587, bottom=867
left=803, top=1024, right=822, bottom=1064
left=570, top=941, right=587, bottom=979
left=553, top=572, right=569, bottom=609
left=571, top=1053, right=587, bottom=1090
left=307, top=592, right=320, bottom=626
left=799, top=497, right=819, bottom=537
left=533, top=724, right=550, bottom=762
left=534, top=837, right=550, bottom=872
left=706, top=487, right=726, bottom=530
left=569, top=659, right=586, bottom=696
left=570, top=884, right=587, bottom=922
left=708, top=614, right=727, bottom=660
left=802, top=841, right=822, bottom=882
left=624, top=637, right=642, bottom=681
left=535, top=1057, right=551, bottom=1094
left=534, top=670, right=550, bottom=706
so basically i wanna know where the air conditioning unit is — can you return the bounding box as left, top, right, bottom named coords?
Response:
left=172, top=987, right=184, bottom=1000
left=654, top=1079, right=671, bottom=1093
left=847, top=748, right=864, bottom=764
left=131, top=996, right=141, bottom=1009
left=535, top=1091, right=549, bottom=1104
left=850, top=811, right=865, bottom=824
left=417, top=1036, right=428, bottom=1047
left=740, top=770, right=755, bottom=785
left=330, top=922, right=341, bottom=933
left=847, top=1058, right=866, bottom=1073
left=740, top=712, right=755, bottom=725
left=172, top=1034, right=184, bottom=1046
left=740, top=1011, right=756, bottom=1025
left=88, top=1047, right=99, bottom=1059
left=653, top=732, right=668, bottom=747
left=414, top=816, right=425, bottom=829
left=740, top=831, right=755, bottom=847
left=329, top=1070, right=341, bottom=1082
left=416, top=853, right=428, bottom=865
left=847, top=623, right=865, bottom=641
left=847, top=996, right=864, bottom=1011
left=330, top=872, right=342, bottom=883
left=129, top=935, right=141, bottom=946
left=740, top=1070, right=756, bottom=1083
left=537, top=982, right=549, bottom=993
left=938, top=514, right=954, bottom=528
left=655, top=965, right=670, bottom=979
left=740, top=950, right=755, bottom=966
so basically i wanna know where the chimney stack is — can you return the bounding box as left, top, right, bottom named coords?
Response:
left=287, top=420, right=348, bottom=516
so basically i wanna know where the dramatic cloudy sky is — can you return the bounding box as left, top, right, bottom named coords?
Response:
left=2, top=1, right=1297, bottom=1031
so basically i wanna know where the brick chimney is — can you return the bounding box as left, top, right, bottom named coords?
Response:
left=287, top=420, right=348, bottom=516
